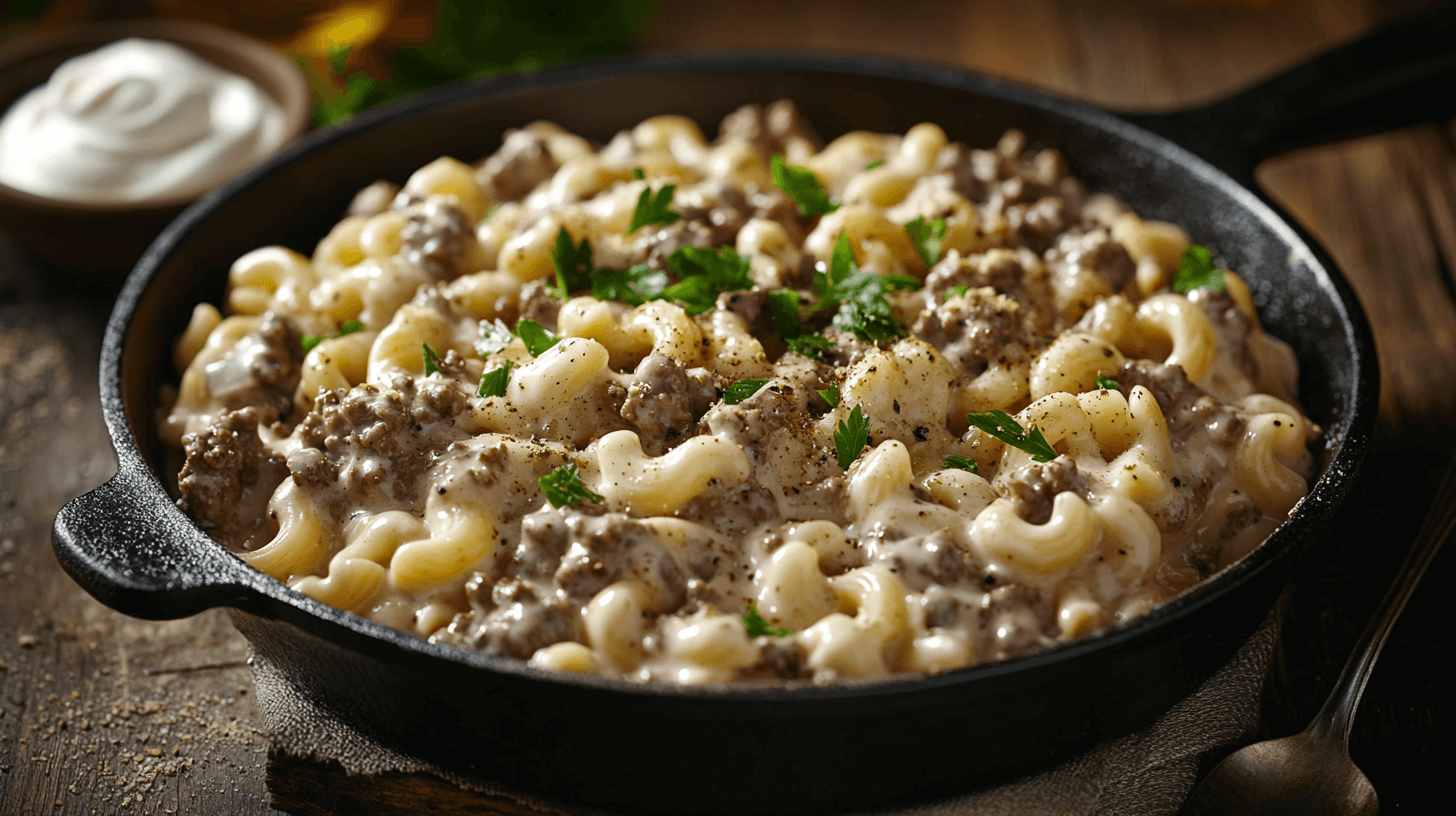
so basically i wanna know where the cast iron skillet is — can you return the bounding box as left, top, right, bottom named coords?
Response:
left=52, top=7, right=1456, bottom=814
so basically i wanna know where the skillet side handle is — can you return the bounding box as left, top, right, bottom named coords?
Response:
left=52, top=465, right=262, bottom=621
left=1126, top=3, right=1456, bottom=179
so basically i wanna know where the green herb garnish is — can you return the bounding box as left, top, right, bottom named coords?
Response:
left=592, top=263, right=669, bottom=306
left=516, top=319, right=562, bottom=357
left=1093, top=375, right=1121, bottom=391
left=817, top=385, right=840, bottom=408
left=966, top=409, right=1057, bottom=462
left=771, top=154, right=838, bottom=217
left=942, top=455, right=979, bottom=474
left=1172, top=244, right=1226, bottom=295
left=723, top=378, right=770, bottom=405
left=786, top=334, right=836, bottom=359
left=549, top=227, right=594, bottom=300
left=767, top=289, right=833, bottom=361
left=835, top=404, right=870, bottom=470
left=631, top=167, right=645, bottom=180
left=477, top=360, right=512, bottom=398
left=475, top=318, right=516, bottom=357
left=422, top=342, right=445, bottom=376
left=658, top=245, right=755, bottom=315
left=300, top=319, right=365, bottom=353
left=864, top=160, right=884, bottom=170
left=629, top=183, right=681, bottom=233
left=742, top=603, right=793, bottom=638
left=539, top=463, right=604, bottom=508
left=814, top=232, right=919, bottom=343
left=944, top=284, right=970, bottom=302
left=905, top=216, right=948, bottom=268
left=767, top=289, right=803, bottom=340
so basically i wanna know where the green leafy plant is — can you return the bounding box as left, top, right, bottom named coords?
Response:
left=771, top=154, right=838, bottom=217
left=421, top=342, right=445, bottom=375
left=657, top=246, right=755, bottom=315
left=814, top=233, right=919, bottom=343
left=539, top=463, right=604, bottom=508
left=1172, top=244, right=1227, bottom=294
left=742, top=603, right=793, bottom=637
left=835, top=404, right=870, bottom=470
left=516, top=319, right=561, bottom=357
left=477, top=360, right=512, bottom=397
left=301, top=319, right=364, bottom=353
left=592, top=264, right=669, bottom=307
left=767, top=289, right=833, bottom=361
left=550, top=227, right=594, bottom=300
left=905, top=216, right=948, bottom=268
left=629, top=184, right=681, bottom=232
left=942, top=455, right=979, bottom=473
left=966, top=409, right=1057, bottom=462
left=723, top=378, right=770, bottom=405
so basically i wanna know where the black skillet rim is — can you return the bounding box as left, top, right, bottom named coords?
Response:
left=95, top=49, right=1378, bottom=704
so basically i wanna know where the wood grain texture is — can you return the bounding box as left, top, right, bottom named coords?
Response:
left=3, top=0, right=1453, bottom=813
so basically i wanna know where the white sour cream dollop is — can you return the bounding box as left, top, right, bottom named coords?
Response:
left=0, top=38, right=289, bottom=204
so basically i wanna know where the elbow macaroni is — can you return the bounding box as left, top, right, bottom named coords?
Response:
left=164, top=103, right=1317, bottom=685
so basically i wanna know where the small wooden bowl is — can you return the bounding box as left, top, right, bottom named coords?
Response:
left=0, top=19, right=310, bottom=275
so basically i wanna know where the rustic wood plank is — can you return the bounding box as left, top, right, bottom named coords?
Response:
left=1259, top=125, right=1456, bottom=441
left=0, top=288, right=285, bottom=816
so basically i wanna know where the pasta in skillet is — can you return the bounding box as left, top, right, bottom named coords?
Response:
left=162, top=101, right=1316, bottom=684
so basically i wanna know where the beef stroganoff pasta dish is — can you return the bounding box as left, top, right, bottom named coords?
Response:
left=160, top=100, right=1316, bottom=684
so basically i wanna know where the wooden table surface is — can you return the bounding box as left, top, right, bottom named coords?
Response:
left=3, top=1, right=1454, bottom=813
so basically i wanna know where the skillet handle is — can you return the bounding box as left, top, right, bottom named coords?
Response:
left=52, top=462, right=262, bottom=620
left=1126, top=3, right=1456, bottom=179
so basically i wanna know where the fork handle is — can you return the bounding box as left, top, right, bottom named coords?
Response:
left=1308, top=454, right=1456, bottom=746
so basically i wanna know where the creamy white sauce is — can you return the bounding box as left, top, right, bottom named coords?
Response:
left=0, top=38, right=288, bottom=204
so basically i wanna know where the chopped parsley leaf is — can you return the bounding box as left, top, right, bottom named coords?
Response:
left=905, top=216, right=948, bottom=268
left=815, top=232, right=919, bottom=343
left=944, top=284, right=970, bottom=302
left=817, top=385, right=840, bottom=408
left=593, top=263, right=669, bottom=306
left=864, top=160, right=884, bottom=170
left=723, top=378, right=770, bottom=405
left=421, top=342, right=445, bottom=376
left=767, top=289, right=803, bottom=339
left=967, top=409, right=1057, bottom=462
left=300, top=319, right=364, bottom=353
left=629, top=183, right=681, bottom=232
left=786, top=334, right=835, bottom=359
left=942, top=455, right=979, bottom=474
left=475, top=318, right=516, bottom=357
left=1172, top=244, right=1226, bottom=294
left=768, top=288, right=832, bottom=361
left=516, top=319, right=561, bottom=357
left=477, top=360, right=512, bottom=397
left=659, top=245, right=754, bottom=315
left=549, top=227, right=594, bottom=300
left=771, top=153, right=838, bottom=217
left=539, top=463, right=603, bottom=508
left=835, top=404, right=870, bottom=470
left=1093, top=375, right=1121, bottom=391
left=742, top=603, right=793, bottom=637
left=631, top=167, right=645, bottom=180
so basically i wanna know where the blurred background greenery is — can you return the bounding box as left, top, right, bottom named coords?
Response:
left=0, top=0, right=658, bottom=126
